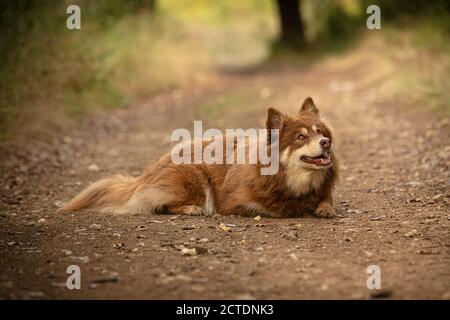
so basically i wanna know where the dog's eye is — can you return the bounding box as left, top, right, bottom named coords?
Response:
left=316, top=128, right=322, bottom=134
left=298, top=134, right=306, bottom=140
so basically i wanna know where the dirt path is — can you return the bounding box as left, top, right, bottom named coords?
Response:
left=1, top=39, right=449, bottom=299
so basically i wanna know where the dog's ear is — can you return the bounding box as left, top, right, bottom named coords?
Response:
left=266, top=107, right=284, bottom=131
left=300, top=97, right=319, bottom=114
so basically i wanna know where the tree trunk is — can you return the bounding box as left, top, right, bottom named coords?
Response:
left=133, top=0, right=156, bottom=11
left=275, top=0, right=305, bottom=47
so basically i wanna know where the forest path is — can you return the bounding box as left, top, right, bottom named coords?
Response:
left=1, top=37, right=449, bottom=299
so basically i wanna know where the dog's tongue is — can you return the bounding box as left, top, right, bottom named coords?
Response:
left=313, top=157, right=330, bottom=165
left=301, top=153, right=332, bottom=166
left=313, top=153, right=332, bottom=165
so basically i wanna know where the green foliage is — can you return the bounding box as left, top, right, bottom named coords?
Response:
left=1, top=0, right=448, bottom=139
left=159, top=0, right=274, bottom=26
left=358, top=0, right=449, bottom=20
left=383, top=13, right=450, bottom=116
left=304, top=0, right=363, bottom=40
left=0, top=0, right=278, bottom=138
left=0, top=0, right=209, bottom=137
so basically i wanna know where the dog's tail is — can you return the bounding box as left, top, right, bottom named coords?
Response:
left=62, top=175, right=139, bottom=213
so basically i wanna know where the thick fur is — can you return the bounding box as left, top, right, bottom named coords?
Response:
left=63, top=97, right=339, bottom=218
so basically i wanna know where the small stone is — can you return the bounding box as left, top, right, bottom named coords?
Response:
left=113, top=242, right=125, bottom=249
left=254, top=215, right=262, bottom=221
left=225, top=223, right=237, bottom=227
left=88, top=164, right=100, bottom=172
left=340, top=200, right=350, bottom=207
left=289, top=253, right=299, bottom=260
left=284, top=231, right=298, bottom=241
left=181, top=247, right=197, bottom=256
left=363, top=251, right=373, bottom=257
left=404, top=229, right=418, bottom=237
left=37, top=218, right=46, bottom=224
left=181, top=225, right=196, bottom=230
left=89, top=224, right=102, bottom=230
left=193, top=246, right=208, bottom=254
left=218, top=223, right=231, bottom=232
left=417, top=249, right=439, bottom=255
left=54, top=201, right=63, bottom=208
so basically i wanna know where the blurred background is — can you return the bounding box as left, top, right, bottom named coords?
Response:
left=0, top=1, right=449, bottom=301
left=0, top=0, right=448, bottom=143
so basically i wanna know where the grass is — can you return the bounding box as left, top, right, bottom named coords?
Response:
left=381, top=15, right=450, bottom=116
left=195, top=89, right=258, bottom=119
left=1, top=0, right=448, bottom=142
left=267, top=2, right=449, bottom=117
left=0, top=0, right=276, bottom=142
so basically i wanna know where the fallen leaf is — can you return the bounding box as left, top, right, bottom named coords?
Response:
left=181, top=247, right=197, bottom=256
left=404, top=229, right=418, bottom=237
left=218, top=223, right=231, bottom=232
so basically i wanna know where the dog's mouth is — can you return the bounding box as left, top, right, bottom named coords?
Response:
left=300, top=152, right=332, bottom=166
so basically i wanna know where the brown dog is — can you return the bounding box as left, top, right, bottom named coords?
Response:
left=63, top=97, right=338, bottom=218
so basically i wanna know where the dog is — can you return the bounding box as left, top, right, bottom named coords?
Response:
left=63, top=97, right=338, bottom=218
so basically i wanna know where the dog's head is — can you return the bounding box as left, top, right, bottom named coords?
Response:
left=267, top=97, right=334, bottom=171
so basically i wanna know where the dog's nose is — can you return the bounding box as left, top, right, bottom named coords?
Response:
left=320, top=138, right=331, bottom=149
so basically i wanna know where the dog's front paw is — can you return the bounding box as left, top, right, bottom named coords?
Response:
left=170, top=205, right=204, bottom=216
left=181, top=205, right=204, bottom=216
left=314, top=203, right=335, bottom=218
